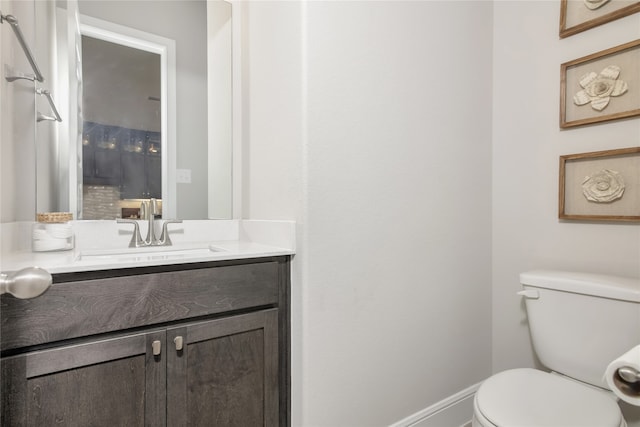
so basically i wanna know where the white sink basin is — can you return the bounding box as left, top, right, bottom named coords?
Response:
left=76, top=245, right=225, bottom=263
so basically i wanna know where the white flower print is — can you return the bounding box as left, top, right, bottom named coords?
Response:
left=573, top=65, right=628, bottom=112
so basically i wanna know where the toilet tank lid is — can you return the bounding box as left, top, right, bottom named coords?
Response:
left=520, top=270, right=640, bottom=302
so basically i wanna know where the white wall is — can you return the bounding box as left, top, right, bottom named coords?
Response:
left=492, top=1, right=640, bottom=424
left=240, top=4, right=306, bottom=424
left=240, top=1, right=304, bottom=221
left=244, top=0, right=640, bottom=425
left=243, top=1, right=493, bottom=425
left=1, top=0, right=38, bottom=223
left=207, top=1, right=232, bottom=219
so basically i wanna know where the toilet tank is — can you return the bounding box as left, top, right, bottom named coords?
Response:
left=520, top=270, right=640, bottom=390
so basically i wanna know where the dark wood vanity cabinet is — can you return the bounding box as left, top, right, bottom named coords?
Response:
left=2, top=329, right=167, bottom=426
left=167, top=310, right=279, bottom=426
left=0, top=257, right=291, bottom=426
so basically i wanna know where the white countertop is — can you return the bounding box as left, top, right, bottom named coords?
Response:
left=1, top=220, right=295, bottom=274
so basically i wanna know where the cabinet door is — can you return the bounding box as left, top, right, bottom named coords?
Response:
left=82, top=145, right=95, bottom=183
left=146, top=155, right=162, bottom=199
left=1, top=331, right=166, bottom=426
left=167, top=309, right=279, bottom=427
left=121, top=152, right=147, bottom=199
left=94, top=149, right=121, bottom=185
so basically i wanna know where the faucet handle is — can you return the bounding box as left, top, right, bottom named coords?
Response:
left=140, top=200, right=148, bottom=220
left=158, top=219, right=183, bottom=246
left=117, top=219, right=146, bottom=248
left=140, top=199, right=158, bottom=220
left=149, top=198, right=158, bottom=217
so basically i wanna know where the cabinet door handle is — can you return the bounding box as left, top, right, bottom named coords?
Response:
left=174, top=336, right=184, bottom=351
left=152, top=340, right=162, bottom=356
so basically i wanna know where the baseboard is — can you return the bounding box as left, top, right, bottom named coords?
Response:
left=389, top=382, right=481, bottom=427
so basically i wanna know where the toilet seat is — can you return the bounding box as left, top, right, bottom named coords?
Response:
left=474, top=368, right=625, bottom=427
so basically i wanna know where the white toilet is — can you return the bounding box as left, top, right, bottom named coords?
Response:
left=473, top=270, right=640, bottom=427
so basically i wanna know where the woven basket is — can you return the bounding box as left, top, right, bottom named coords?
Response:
left=36, top=212, right=73, bottom=223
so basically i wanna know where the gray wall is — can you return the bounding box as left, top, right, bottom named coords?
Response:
left=82, top=36, right=161, bottom=132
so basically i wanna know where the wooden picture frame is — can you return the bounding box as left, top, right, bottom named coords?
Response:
left=560, top=39, right=640, bottom=129
left=559, top=147, right=640, bottom=221
left=560, top=0, right=640, bottom=39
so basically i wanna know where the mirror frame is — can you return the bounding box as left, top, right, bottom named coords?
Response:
left=77, top=15, right=177, bottom=219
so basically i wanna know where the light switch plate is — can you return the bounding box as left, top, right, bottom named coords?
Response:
left=176, top=169, right=191, bottom=184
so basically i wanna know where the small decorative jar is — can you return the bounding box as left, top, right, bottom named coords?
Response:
left=32, top=212, right=75, bottom=252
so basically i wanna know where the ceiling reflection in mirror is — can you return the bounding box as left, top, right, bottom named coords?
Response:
left=38, top=0, right=232, bottom=221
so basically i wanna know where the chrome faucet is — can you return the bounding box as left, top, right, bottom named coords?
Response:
left=142, top=198, right=158, bottom=245
left=117, top=199, right=182, bottom=248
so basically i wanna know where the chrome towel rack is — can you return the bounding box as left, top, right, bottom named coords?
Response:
left=1, top=11, right=62, bottom=122
left=0, top=12, right=43, bottom=82
left=36, top=88, right=62, bottom=122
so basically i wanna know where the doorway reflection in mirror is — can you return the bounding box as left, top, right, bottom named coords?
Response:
left=80, top=35, right=162, bottom=220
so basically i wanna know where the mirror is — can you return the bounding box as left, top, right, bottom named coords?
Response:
left=78, top=14, right=172, bottom=219
left=40, top=0, right=232, bottom=220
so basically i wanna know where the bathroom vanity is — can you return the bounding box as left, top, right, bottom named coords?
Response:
left=0, top=0, right=286, bottom=423
left=0, top=220, right=294, bottom=426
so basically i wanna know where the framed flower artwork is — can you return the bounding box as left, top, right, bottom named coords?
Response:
left=559, top=147, right=640, bottom=222
left=560, top=39, right=640, bottom=129
left=560, top=0, right=640, bottom=39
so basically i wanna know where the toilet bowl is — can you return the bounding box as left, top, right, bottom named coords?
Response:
left=472, top=270, right=640, bottom=427
left=472, top=368, right=626, bottom=427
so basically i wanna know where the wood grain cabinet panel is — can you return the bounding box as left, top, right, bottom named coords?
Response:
left=0, top=257, right=291, bottom=426
left=167, top=309, right=279, bottom=427
left=1, top=330, right=166, bottom=426
left=1, top=261, right=279, bottom=351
